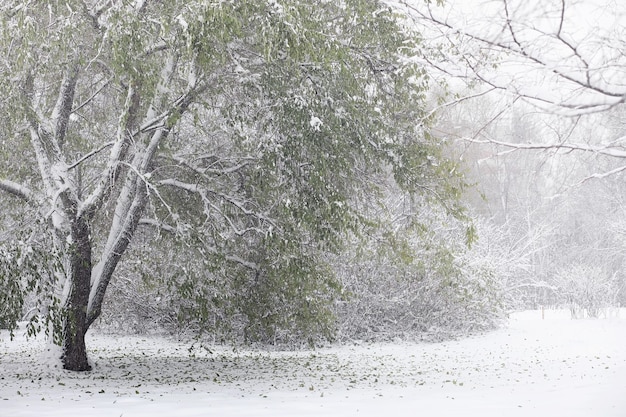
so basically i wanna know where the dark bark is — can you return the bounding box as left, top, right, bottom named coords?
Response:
left=61, top=218, right=93, bottom=372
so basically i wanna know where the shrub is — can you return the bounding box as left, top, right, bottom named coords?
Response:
left=554, top=264, right=620, bottom=318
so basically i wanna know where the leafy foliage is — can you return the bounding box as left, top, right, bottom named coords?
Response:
left=0, top=0, right=477, bottom=360
left=0, top=226, right=62, bottom=340
left=334, top=195, right=502, bottom=342
left=0, top=244, right=25, bottom=332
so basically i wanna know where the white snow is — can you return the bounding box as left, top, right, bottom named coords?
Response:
left=309, top=116, right=323, bottom=131
left=175, top=14, right=188, bottom=30
left=1, top=309, right=625, bottom=416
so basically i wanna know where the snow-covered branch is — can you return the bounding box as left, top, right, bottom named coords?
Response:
left=158, top=178, right=270, bottom=222
left=157, top=178, right=274, bottom=237
left=158, top=178, right=199, bottom=193
left=168, top=153, right=256, bottom=176
left=70, top=76, right=112, bottom=115
left=51, top=64, right=80, bottom=149
left=398, top=0, right=626, bottom=115
left=87, top=179, right=148, bottom=326
left=213, top=252, right=258, bottom=271
left=78, top=83, right=138, bottom=219
left=468, top=137, right=626, bottom=159
left=138, top=218, right=177, bottom=233
left=0, top=178, right=35, bottom=203
left=137, top=219, right=259, bottom=270
left=87, top=49, right=206, bottom=326
left=570, top=165, right=626, bottom=188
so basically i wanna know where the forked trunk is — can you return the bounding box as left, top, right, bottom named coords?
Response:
left=61, top=219, right=93, bottom=372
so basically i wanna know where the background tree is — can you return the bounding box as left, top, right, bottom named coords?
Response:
left=434, top=91, right=626, bottom=311
left=386, top=0, right=626, bottom=311
left=400, top=0, right=626, bottom=115
left=0, top=0, right=468, bottom=370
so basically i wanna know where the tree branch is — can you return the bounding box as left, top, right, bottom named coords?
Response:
left=87, top=50, right=203, bottom=325
left=399, top=0, right=626, bottom=114
left=52, top=64, right=80, bottom=149
left=67, top=141, right=115, bottom=171
left=71, top=76, right=112, bottom=115
left=467, top=137, right=626, bottom=159
left=138, top=218, right=177, bottom=233
left=0, top=179, right=35, bottom=203
left=137, top=218, right=259, bottom=270
left=78, top=83, right=138, bottom=219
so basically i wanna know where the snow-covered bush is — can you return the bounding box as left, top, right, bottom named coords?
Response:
left=95, top=176, right=494, bottom=346
left=334, top=252, right=505, bottom=342
left=98, top=230, right=338, bottom=347
left=553, top=264, right=621, bottom=319
left=98, top=202, right=503, bottom=346
left=333, top=204, right=506, bottom=342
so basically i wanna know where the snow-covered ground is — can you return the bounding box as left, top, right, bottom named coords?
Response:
left=1, top=309, right=625, bottom=417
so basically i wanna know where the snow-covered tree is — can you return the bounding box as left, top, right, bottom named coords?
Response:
left=0, top=0, right=467, bottom=370
left=388, top=0, right=626, bottom=313
left=437, top=93, right=626, bottom=311
left=400, top=0, right=626, bottom=114
left=554, top=264, right=621, bottom=318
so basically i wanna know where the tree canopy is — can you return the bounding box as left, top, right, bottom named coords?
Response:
left=0, top=0, right=469, bottom=370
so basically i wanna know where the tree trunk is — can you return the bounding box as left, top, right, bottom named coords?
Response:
left=61, top=218, right=93, bottom=372
left=62, top=316, right=90, bottom=371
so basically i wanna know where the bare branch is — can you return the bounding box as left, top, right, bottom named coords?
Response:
left=467, top=137, right=626, bottom=159
left=424, top=87, right=499, bottom=121
left=556, top=0, right=565, bottom=38
left=399, top=0, right=626, bottom=114
left=71, top=76, right=112, bottom=114
left=67, top=141, right=115, bottom=171
left=572, top=165, right=626, bottom=186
